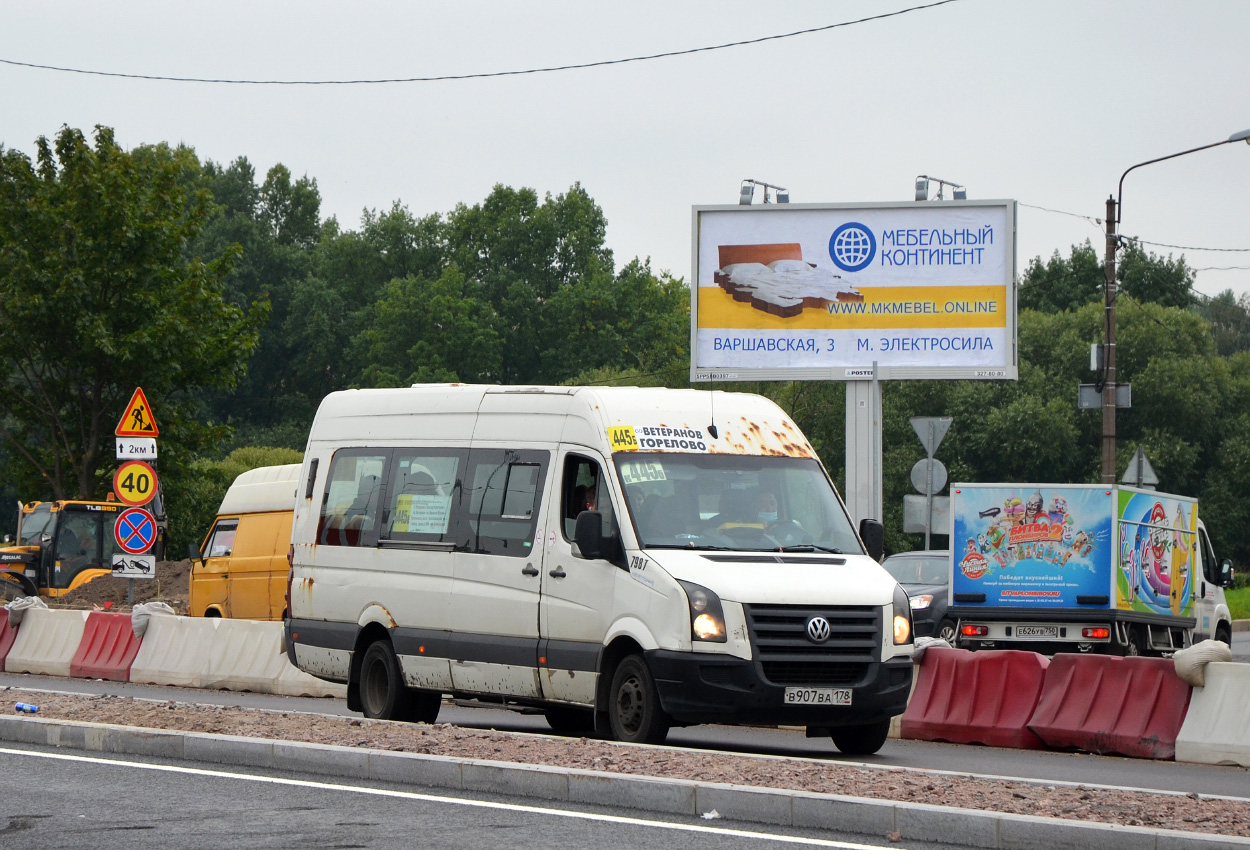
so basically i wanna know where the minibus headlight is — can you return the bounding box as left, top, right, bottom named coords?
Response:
left=892, top=583, right=913, bottom=645
left=908, top=594, right=933, bottom=611
left=678, top=581, right=726, bottom=643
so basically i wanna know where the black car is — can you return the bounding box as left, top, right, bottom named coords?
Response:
left=882, top=550, right=954, bottom=644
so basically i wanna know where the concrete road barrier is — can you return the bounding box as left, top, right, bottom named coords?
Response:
left=202, top=620, right=292, bottom=692
left=130, top=615, right=220, bottom=688
left=1175, top=662, right=1250, bottom=768
left=4, top=608, right=90, bottom=677
left=273, top=660, right=348, bottom=699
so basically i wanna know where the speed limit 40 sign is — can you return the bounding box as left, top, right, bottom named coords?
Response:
left=113, top=460, right=159, bottom=507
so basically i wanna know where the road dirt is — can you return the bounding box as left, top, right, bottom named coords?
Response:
left=0, top=687, right=1246, bottom=840
left=53, top=559, right=192, bottom=612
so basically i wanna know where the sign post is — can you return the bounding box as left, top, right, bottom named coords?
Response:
left=114, top=388, right=161, bottom=603
left=909, top=416, right=953, bottom=550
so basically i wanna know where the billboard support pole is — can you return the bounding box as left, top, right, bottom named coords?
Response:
left=845, top=363, right=882, bottom=527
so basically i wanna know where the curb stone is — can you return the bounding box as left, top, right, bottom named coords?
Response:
left=0, top=716, right=1247, bottom=850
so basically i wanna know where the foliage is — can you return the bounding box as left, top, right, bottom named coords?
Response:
left=1227, top=587, right=1250, bottom=621
left=0, top=126, right=266, bottom=502
left=1018, top=241, right=1105, bottom=313
left=165, top=446, right=303, bottom=558
left=9, top=124, right=1250, bottom=576
left=1196, top=289, right=1250, bottom=356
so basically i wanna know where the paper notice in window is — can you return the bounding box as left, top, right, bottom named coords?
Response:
left=395, top=494, right=452, bottom=534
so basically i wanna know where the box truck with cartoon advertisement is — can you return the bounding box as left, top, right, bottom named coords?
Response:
left=947, top=484, right=1234, bottom=655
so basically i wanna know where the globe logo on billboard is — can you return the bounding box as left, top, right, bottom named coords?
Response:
left=829, top=222, right=876, bottom=272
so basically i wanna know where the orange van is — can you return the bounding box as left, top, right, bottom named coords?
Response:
left=189, top=464, right=298, bottom=620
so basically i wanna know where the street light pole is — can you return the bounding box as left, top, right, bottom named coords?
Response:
left=1100, top=128, right=1250, bottom=484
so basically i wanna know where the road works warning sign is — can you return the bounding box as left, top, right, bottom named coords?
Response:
left=115, top=387, right=160, bottom=437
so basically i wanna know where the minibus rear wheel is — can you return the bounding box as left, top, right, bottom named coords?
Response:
left=830, top=719, right=891, bottom=755
left=608, top=655, right=670, bottom=744
left=358, top=640, right=412, bottom=720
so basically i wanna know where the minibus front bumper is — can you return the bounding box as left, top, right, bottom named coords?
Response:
left=645, top=649, right=913, bottom=726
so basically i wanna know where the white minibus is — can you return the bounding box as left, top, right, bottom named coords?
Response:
left=285, top=385, right=914, bottom=753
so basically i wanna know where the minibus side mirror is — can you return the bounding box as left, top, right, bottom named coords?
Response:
left=187, top=542, right=203, bottom=562
left=1220, top=559, right=1234, bottom=588
left=574, top=511, right=604, bottom=559
left=574, top=511, right=626, bottom=567
left=859, top=518, right=885, bottom=563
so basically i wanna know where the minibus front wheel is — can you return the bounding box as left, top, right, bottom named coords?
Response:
left=829, top=719, right=891, bottom=755
left=608, top=655, right=670, bottom=745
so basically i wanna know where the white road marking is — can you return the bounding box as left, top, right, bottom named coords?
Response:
left=0, top=746, right=910, bottom=849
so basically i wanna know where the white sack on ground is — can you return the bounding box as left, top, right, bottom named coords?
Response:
left=6, top=595, right=47, bottom=627
left=1173, top=639, right=1233, bottom=688
left=131, top=601, right=177, bottom=639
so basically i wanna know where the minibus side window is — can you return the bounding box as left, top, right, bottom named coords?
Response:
left=463, top=449, right=548, bottom=556
left=318, top=450, right=389, bottom=547
left=561, top=455, right=619, bottom=546
left=384, top=450, right=463, bottom=542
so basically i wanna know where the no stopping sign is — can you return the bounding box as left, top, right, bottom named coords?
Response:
left=115, top=507, right=157, bottom=555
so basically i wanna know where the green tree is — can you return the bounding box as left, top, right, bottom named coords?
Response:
left=1018, top=241, right=1104, bottom=313
left=169, top=445, right=303, bottom=557
left=354, top=267, right=503, bottom=386
left=445, top=183, right=614, bottom=383
left=1117, top=242, right=1194, bottom=308
left=542, top=258, right=689, bottom=382
left=1196, top=289, right=1250, bottom=356
left=0, top=125, right=266, bottom=500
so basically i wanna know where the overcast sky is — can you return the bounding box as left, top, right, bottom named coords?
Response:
left=4, top=0, right=1248, bottom=299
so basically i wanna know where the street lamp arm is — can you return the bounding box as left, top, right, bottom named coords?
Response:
left=1117, top=136, right=1246, bottom=224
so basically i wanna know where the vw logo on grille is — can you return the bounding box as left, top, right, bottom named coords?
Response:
left=806, top=616, right=832, bottom=643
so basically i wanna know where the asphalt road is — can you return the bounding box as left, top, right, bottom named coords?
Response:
left=2, top=671, right=1247, bottom=799
left=0, top=742, right=955, bottom=850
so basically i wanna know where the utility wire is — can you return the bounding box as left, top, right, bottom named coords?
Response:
left=1125, top=237, right=1250, bottom=254
left=1020, top=202, right=1250, bottom=253
left=0, top=1, right=958, bottom=86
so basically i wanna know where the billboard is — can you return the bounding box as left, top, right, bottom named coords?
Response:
left=690, top=200, right=1017, bottom=381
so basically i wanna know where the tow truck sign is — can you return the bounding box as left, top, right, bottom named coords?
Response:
left=112, top=554, right=155, bottom=579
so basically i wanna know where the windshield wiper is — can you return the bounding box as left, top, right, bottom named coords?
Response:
left=646, top=543, right=735, bottom=551
left=774, top=544, right=844, bottom=554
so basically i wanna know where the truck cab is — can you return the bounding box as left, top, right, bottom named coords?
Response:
left=0, top=496, right=167, bottom=599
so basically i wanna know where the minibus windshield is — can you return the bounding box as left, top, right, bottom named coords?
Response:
left=615, top=453, right=863, bottom=554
